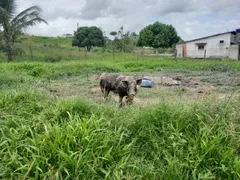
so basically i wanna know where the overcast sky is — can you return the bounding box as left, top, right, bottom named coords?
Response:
left=17, top=0, right=240, bottom=41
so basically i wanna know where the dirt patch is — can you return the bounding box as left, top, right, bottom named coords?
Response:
left=90, top=86, right=101, bottom=93
left=142, top=74, right=219, bottom=93
left=45, top=84, right=82, bottom=97
left=45, top=73, right=238, bottom=107
left=143, top=74, right=200, bottom=87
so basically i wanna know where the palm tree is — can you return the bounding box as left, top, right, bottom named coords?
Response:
left=0, top=0, right=48, bottom=62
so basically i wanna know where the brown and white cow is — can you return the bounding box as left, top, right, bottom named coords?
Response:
left=99, top=73, right=142, bottom=107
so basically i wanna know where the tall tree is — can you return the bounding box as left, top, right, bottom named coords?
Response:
left=0, top=30, right=3, bottom=49
left=109, top=31, right=117, bottom=59
left=0, top=0, right=48, bottom=62
left=109, top=30, right=138, bottom=53
left=118, top=25, right=123, bottom=39
left=72, top=26, right=105, bottom=52
left=137, top=22, right=181, bottom=51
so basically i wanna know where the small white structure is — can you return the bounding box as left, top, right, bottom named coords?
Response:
left=62, top=34, right=73, bottom=38
left=176, top=30, right=240, bottom=60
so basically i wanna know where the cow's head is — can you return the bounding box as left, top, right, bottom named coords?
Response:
left=122, top=77, right=142, bottom=103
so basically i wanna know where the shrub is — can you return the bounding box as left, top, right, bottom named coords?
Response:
left=44, top=55, right=62, bottom=62
left=209, top=64, right=231, bottom=72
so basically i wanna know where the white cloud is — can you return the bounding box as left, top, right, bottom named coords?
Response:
left=184, top=28, right=193, bottom=35
left=185, top=21, right=199, bottom=26
left=15, top=0, right=240, bottom=40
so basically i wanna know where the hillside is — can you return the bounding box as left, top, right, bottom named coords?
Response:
left=23, top=36, right=73, bottom=47
left=0, top=36, right=85, bottom=62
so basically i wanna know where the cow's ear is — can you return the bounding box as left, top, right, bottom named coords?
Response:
left=136, top=79, right=142, bottom=85
left=122, top=80, right=128, bottom=87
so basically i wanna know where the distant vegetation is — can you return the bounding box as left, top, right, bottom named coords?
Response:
left=137, top=22, right=181, bottom=53
left=1, top=20, right=181, bottom=61
left=72, top=26, right=105, bottom=51
left=24, top=36, right=72, bottom=47
left=0, top=35, right=150, bottom=62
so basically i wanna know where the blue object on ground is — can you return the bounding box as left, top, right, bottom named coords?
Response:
left=141, top=79, right=153, bottom=88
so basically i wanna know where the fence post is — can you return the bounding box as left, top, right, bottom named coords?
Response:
left=238, top=45, right=240, bottom=60
left=112, top=47, right=115, bottom=60
left=174, top=48, right=177, bottom=62
left=29, top=46, right=33, bottom=61
left=84, top=47, right=87, bottom=59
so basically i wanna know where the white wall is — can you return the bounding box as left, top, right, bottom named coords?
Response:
left=176, top=44, right=183, bottom=57
left=228, top=45, right=239, bottom=60
left=186, top=33, right=232, bottom=58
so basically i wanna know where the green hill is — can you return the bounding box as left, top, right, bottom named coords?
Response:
left=0, top=36, right=88, bottom=62
left=22, top=36, right=73, bottom=47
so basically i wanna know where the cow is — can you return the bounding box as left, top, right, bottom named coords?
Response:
left=99, top=72, right=119, bottom=99
left=99, top=73, right=142, bottom=107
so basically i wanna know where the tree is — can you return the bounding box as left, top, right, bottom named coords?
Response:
left=109, top=31, right=118, bottom=59
left=110, top=31, right=117, bottom=37
left=0, top=0, right=48, bottom=62
left=131, top=32, right=137, bottom=37
left=72, top=26, right=105, bottom=52
left=118, top=25, right=123, bottom=39
left=137, top=22, right=181, bottom=52
left=109, top=30, right=138, bottom=53
left=0, top=30, right=3, bottom=49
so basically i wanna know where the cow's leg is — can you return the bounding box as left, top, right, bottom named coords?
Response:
left=101, top=87, right=107, bottom=100
left=107, top=90, right=111, bottom=97
left=100, top=86, right=104, bottom=93
left=100, top=85, right=107, bottom=100
left=103, top=89, right=107, bottom=99
left=105, top=89, right=111, bottom=100
left=126, top=95, right=134, bottom=105
left=118, top=95, right=124, bottom=108
left=103, top=88, right=111, bottom=100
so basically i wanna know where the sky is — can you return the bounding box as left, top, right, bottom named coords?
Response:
left=16, top=0, right=240, bottom=41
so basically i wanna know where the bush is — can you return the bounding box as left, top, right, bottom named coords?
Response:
left=209, top=64, right=232, bottom=72
left=44, top=55, right=62, bottom=62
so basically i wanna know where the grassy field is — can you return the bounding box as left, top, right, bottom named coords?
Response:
left=0, top=36, right=240, bottom=179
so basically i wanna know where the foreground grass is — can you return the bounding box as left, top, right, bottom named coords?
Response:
left=0, top=63, right=239, bottom=179
left=0, top=88, right=240, bottom=179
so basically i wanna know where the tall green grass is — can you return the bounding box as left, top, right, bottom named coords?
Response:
left=129, top=101, right=240, bottom=179
left=0, top=88, right=240, bottom=179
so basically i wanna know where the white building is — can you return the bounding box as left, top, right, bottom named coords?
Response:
left=62, top=34, right=73, bottom=38
left=176, top=30, right=240, bottom=60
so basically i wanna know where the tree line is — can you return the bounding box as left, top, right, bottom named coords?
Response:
left=1, top=0, right=181, bottom=62
left=72, top=22, right=181, bottom=54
